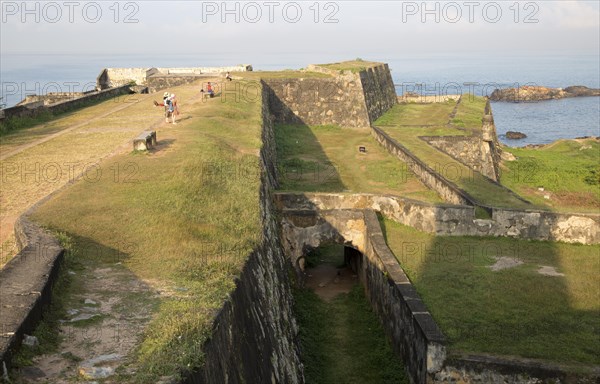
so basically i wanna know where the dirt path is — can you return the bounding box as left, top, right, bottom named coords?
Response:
left=15, top=245, right=161, bottom=384
left=0, top=84, right=208, bottom=266
left=0, top=99, right=144, bottom=162
left=305, top=264, right=357, bottom=301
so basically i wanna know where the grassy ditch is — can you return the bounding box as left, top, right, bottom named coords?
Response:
left=294, top=244, right=408, bottom=384
left=275, top=124, right=441, bottom=202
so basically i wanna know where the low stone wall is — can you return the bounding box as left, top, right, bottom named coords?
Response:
left=16, top=92, right=92, bottom=106
left=362, top=210, right=446, bottom=384
left=0, top=217, right=64, bottom=372
left=371, top=126, right=474, bottom=206
left=436, top=354, right=600, bottom=383
left=146, top=74, right=207, bottom=93
left=156, top=65, right=252, bottom=75
left=0, top=85, right=131, bottom=122
left=274, top=193, right=600, bottom=245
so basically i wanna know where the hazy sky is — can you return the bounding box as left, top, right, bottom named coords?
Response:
left=1, top=0, right=599, bottom=57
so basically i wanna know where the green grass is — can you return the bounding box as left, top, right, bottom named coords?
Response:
left=375, top=100, right=535, bottom=209
left=294, top=285, right=408, bottom=383
left=381, top=217, right=600, bottom=366
left=275, top=124, right=441, bottom=202
left=316, top=59, right=382, bottom=73
left=237, top=70, right=332, bottom=79
left=500, top=139, right=600, bottom=212
left=294, top=243, right=407, bottom=383
left=30, top=81, right=264, bottom=382
left=0, top=94, right=131, bottom=139
left=451, top=95, right=488, bottom=128
left=376, top=100, right=458, bottom=127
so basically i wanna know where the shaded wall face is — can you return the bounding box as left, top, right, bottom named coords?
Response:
left=360, top=64, right=398, bottom=124
left=264, top=78, right=370, bottom=127
left=263, top=63, right=397, bottom=128
left=192, top=90, right=304, bottom=383
left=421, top=136, right=499, bottom=181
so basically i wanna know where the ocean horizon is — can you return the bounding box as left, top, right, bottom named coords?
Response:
left=1, top=52, right=599, bottom=146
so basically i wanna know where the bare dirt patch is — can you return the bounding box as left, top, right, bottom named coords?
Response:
left=488, top=256, right=523, bottom=271
left=304, top=264, right=357, bottom=302
left=537, top=265, right=565, bottom=277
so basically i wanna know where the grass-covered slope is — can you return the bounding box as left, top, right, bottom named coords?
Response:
left=30, top=81, right=263, bottom=381
left=500, top=139, right=600, bottom=212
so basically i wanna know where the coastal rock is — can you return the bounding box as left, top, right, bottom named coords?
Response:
left=500, top=151, right=516, bottom=161
left=563, top=86, right=600, bottom=97
left=505, top=131, right=527, bottom=140
left=490, top=85, right=600, bottom=102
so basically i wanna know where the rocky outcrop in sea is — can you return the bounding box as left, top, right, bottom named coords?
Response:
left=490, top=85, right=600, bottom=102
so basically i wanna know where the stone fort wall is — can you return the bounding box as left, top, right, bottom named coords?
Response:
left=420, top=101, right=501, bottom=181
left=97, top=65, right=252, bottom=90
left=275, top=192, right=600, bottom=245
left=263, top=63, right=397, bottom=128
left=0, top=85, right=131, bottom=122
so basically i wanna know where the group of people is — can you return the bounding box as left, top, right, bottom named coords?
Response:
left=154, top=92, right=179, bottom=124
left=155, top=72, right=234, bottom=123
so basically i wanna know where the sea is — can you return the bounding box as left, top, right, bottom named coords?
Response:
left=1, top=52, right=599, bottom=147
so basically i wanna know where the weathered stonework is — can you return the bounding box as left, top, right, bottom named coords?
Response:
left=0, top=85, right=132, bottom=122
left=435, top=354, right=600, bottom=384
left=185, top=179, right=303, bottom=384
left=97, top=66, right=252, bottom=90
left=146, top=74, right=209, bottom=93
left=184, top=83, right=303, bottom=383
left=263, top=77, right=370, bottom=127
left=275, top=193, right=600, bottom=245
left=263, top=63, right=397, bottom=128
left=371, top=126, right=475, bottom=206
left=417, top=101, right=501, bottom=182
left=16, top=92, right=92, bottom=106
left=276, top=195, right=600, bottom=383
left=0, top=217, right=64, bottom=372
left=359, top=64, right=397, bottom=124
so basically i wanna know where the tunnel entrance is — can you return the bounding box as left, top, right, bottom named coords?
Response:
left=303, top=244, right=358, bottom=301
left=294, top=243, right=408, bottom=384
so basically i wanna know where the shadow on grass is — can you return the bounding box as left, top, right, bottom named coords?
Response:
left=152, top=138, right=176, bottom=152
left=380, top=215, right=600, bottom=368
left=274, top=123, right=345, bottom=192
